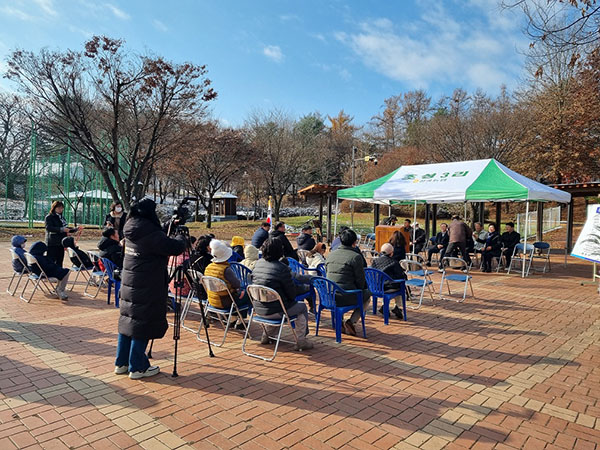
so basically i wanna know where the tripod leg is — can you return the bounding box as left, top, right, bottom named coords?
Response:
left=147, top=339, right=154, bottom=358
left=197, top=297, right=215, bottom=358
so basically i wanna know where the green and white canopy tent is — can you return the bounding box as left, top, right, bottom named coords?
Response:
left=336, top=158, right=572, bottom=277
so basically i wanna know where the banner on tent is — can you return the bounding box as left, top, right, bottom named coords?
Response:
left=571, top=204, right=600, bottom=263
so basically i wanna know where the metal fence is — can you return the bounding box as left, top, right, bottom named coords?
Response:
left=516, top=206, right=562, bottom=237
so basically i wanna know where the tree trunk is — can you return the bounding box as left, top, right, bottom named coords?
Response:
left=206, top=198, right=213, bottom=228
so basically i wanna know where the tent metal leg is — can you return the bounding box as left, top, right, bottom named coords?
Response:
left=522, top=201, right=529, bottom=278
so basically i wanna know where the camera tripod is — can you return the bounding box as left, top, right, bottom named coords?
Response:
left=148, top=223, right=214, bottom=378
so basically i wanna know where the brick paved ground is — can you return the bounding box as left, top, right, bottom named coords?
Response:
left=0, top=240, right=598, bottom=449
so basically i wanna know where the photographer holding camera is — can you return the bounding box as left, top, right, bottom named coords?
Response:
left=115, top=198, right=186, bottom=380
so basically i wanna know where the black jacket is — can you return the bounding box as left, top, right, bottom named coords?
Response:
left=45, top=213, right=68, bottom=247
left=391, top=245, right=406, bottom=263
left=62, top=237, right=94, bottom=269
left=28, top=241, right=69, bottom=280
left=271, top=229, right=298, bottom=260
left=118, top=214, right=186, bottom=340
left=97, top=237, right=123, bottom=268
left=501, top=231, right=521, bottom=250
left=296, top=233, right=316, bottom=251
left=433, top=231, right=449, bottom=248
left=251, top=227, right=269, bottom=249
left=105, top=212, right=127, bottom=240
left=372, top=255, right=406, bottom=291
left=251, top=258, right=298, bottom=315
left=483, top=232, right=502, bottom=256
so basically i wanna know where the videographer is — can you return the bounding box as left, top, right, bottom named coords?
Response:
left=115, top=198, right=186, bottom=380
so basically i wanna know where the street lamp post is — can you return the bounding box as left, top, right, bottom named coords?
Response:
left=350, top=145, right=377, bottom=229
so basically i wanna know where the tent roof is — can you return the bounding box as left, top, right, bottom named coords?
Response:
left=340, top=159, right=571, bottom=204
left=50, top=190, right=112, bottom=200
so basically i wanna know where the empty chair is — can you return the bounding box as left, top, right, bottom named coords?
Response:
left=364, top=268, right=407, bottom=325
left=439, top=257, right=474, bottom=302
left=243, top=284, right=300, bottom=361
left=400, top=259, right=435, bottom=309
left=8, top=249, right=30, bottom=297
left=532, top=242, right=551, bottom=273
left=198, top=276, right=249, bottom=347
left=507, top=243, right=535, bottom=276
left=311, top=276, right=366, bottom=343
left=405, top=253, right=434, bottom=280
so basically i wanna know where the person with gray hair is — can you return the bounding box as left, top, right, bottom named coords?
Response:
left=370, top=243, right=406, bottom=320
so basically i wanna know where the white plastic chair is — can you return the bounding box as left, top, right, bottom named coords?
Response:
left=243, top=284, right=299, bottom=362
left=400, top=259, right=435, bottom=309
left=198, top=276, right=249, bottom=347
left=7, top=249, right=30, bottom=297
left=439, top=257, right=474, bottom=302
left=21, top=253, right=60, bottom=302
left=507, top=244, right=535, bottom=276
left=181, top=269, right=205, bottom=332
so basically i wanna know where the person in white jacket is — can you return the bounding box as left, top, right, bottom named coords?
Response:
left=306, top=243, right=327, bottom=269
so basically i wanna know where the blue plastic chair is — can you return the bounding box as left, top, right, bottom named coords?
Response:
left=364, top=268, right=406, bottom=325
left=230, top=262, right=253, bottom=289
left=310, top=277, right=366, bottom=343
left=315, top=263, right=326, bottom=277
left=286, top=257, right=315, bottom=304
left=101, top=258, right=120, bottom=308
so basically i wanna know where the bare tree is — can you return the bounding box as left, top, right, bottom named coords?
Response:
left=5, top=36, right=217, bottom=207
left=0, top=93, right=30, bottom=198
left=245, top=110, right=305, bottom=221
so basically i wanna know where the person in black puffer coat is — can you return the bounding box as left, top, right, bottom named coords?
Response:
left=97, top=228, right=124, bottom=268
left=250, top=238, right=313, bottom=351
left=45, top=201, right=80, bottom=267
left=371, top=243, right=406, bottom=320
left=115, top=198, right=186, bottom=380
left=28, top=241, right=71, bottom=300
left=271, top=221, right=298, bottom=261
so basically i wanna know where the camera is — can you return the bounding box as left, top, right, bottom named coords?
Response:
left=166, top=197, right=196, bottom=237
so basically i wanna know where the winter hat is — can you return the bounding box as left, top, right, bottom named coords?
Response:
left=11, top=235, right=27, bottom=248
left=380, top=243, right=394, bottom=256
left=244, top=244, right=259, bottom=261
left=130, top=198, right=160, bottom=227
left=231, top=236, right=245, bottom=247
left=210, top=240, right=233, bottom=263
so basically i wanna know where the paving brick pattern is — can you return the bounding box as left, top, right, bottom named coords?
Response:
left=0, top=240, right=599, bottom=449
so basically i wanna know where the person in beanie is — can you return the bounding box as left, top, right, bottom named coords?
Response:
left=204, top=239, right=248, bottom=313
left=115, top=198, right=186, bottom=380
left=229, top=236, right=245, bottom=262
left=241, top=244, right=259, bottom=270
left=28, top=241, right=71, bottom=300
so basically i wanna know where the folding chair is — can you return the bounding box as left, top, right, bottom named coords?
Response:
left=181, top=269, right=205, bottom=332
left=296, top=249, right=310, bottom=266
left=83, top=251, right=106, bottom=298
left=311, top=276, right=366, bottom=343
left=507, top=243, right=535, bottom=276
left=242, top=284, right=300, bottom=361
left=198, top=276, right=249, bottom=347
left=7, top=249, right=30, bottom=297
left=101, top=258, right=121, bottom=307
left=400, top=259, right=435, bottom=309
left=532, top=242, right=551, bottom=273
left=66, top=248, right=93, bottom=291
left=405, top=253, right=434, bottom=281
left=230, top=262, right=253, bottom=290
left=21, top=253, right=60, bottom=302
left=439, top=257, right=474, bottom=302
left=364, top=268, right=407, bottom=324
left=493, top=248, right=508, bottom=273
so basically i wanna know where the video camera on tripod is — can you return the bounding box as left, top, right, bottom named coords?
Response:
left=166, top=196, right=197, bottom=237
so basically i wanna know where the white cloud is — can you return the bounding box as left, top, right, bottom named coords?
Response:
left=106, top=3, right=129, bottom=20
left=263, top=45, right=284, bottom=63
left=152, top=19, right=168, bottom=32
left=280, top=14, right=300, bottom=22
left=335, top=4, right=525, bottom=92
left=33, top=0, right=57, bottom=17
left=0, top=6, right=33, bottom=21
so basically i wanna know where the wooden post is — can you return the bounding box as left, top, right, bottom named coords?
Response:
left=566, top=198, right=574, bottom=252
left=432, top=204, right=438, bottom=235
left=373, top=204, right=380, bottom=232
left=425, top=204, right=431, bottom=238
left=495, top=202, right=502, bottom=231
left=318, top=194, right=323, bottom=227
left=479, top=202, right=485, bottom=224
left=326, top=194, right=333, bottom=244
left=536, top=202, right=544, bottom=242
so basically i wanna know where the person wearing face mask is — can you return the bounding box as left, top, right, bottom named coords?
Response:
left=45, top=201, right=79, bottom=267
left=105, top=202, right=128, bottom=240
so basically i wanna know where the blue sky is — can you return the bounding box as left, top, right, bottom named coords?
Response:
left=0, top=0, right=529, bottom=127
